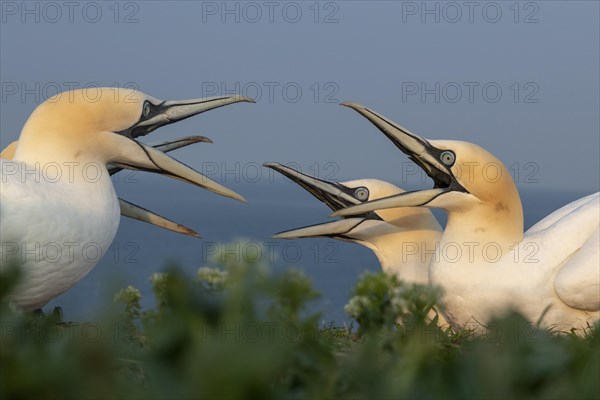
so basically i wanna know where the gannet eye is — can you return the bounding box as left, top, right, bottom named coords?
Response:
left=440, top=151, right=455, bottom=166
left=354, top=187, right=369, bottom=201
left=142, top=102, right=151, bottom=118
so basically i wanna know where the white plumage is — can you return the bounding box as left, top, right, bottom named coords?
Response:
left=1, top=159, right=120, bottom=309
left=1, top=88, right=252, bottom=310
left=265, top=163, right=448, bottom=325
left=333, top=102, right=599, bottom=333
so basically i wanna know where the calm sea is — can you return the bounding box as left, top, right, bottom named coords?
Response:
left=45, top=179, right=594, bottom=325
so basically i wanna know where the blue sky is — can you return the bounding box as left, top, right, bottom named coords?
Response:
left=1, top=1, right=599, bottom=192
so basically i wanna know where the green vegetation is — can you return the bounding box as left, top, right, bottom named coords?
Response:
left=1, top=249, right=598, bottom=399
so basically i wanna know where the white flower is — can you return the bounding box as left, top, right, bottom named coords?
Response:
left=197, top=266, right=229, bottom=290
left=344, top=295, right=372, bottom=319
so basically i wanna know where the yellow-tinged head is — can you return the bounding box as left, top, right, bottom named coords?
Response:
left=11, top=87, right=254, bottom=202
left=332, top=103, right=524, bottom=244
left=264, top=162, right=441, bottom=241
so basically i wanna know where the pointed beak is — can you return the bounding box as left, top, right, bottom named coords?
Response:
left=108, top=135, right=211, bottom=176
left=109, top=93, right=252, bottom=202
left=147, top=135, right=213, bottom=150
left=331, top=188, right=447, bottom=217
left=121, top=95, right=255, bottom=139
left=112, top=136, right=212, bottom=237
left=332, top=102, right=466, bottom=217
left=263, top=162, right=361, bottom=211
left=111, top=135, right=246, bottom=203
left=272, top=218, right=368, bottom=240
left=340, top=102, right=451, bottom=187
left=118, top=198, right=201, bottom=238
left=264, top=162, right=380, bottom=239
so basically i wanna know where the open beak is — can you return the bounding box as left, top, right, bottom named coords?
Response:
left=332, top=102, right=465, bottom=217
left=110, top=94, right=253, bottom=201
left=119, top=95, right=255, bottom=139
left=272, top=218, right=369, bottom=240
left=112, top=136, right=212, bottom=238
left=264, top=162, right=379, bottom=239
left=110, top=133, right=246, bottom=203
left=118, top=198, right=201, bottom=238
left=107, top=135, right=212, bottom=176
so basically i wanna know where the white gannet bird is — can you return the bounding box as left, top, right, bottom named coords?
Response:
left=265, top=163, right=448, bottom=326
left=264, top=162, right=442, bottom=286
left=333, top=102, right=599, bottom=334
left=1, top=136, right=210, bottom=238
left=0, top=88, right=253, bottom=310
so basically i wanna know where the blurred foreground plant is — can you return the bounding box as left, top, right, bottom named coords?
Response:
left=344, top=271, right=443, bottom=334
left=1, top=249, right=598, bottom=399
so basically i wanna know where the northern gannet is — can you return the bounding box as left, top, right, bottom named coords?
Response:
left=333, top=103, right=599, bottom=333
left=264, top=163, right=442, bottom=286
left=2, top=136, right=209, bottom=238
left=0, top=88, right=253, bottom=310
left=265, top=163, right=448, bottom=325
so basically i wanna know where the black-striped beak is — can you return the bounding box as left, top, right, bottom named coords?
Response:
left=332, top=103, right=466, bottom=217
left=119, top=95, right=255, bottom=139
left=264, top=162, right=379, bottom=239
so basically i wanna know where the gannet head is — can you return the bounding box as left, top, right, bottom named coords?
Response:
left=332, top=103, right=523, bottom=241
left=13, top=88, right=253, bottom=202
left=264, top=163, right=441, bottom=245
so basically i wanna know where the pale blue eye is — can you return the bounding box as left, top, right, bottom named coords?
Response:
left=440, top=151, right=455, bottom=166
left=354, top=187, right=369, bottom=201
left=143, top=102, right=151, bottom=117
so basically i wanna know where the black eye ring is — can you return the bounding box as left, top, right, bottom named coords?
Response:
left=142, top=102, right=151, bottom=118
left=354, top=187, right=369, bottom=201
left=440, top=151, right=455, bottom=166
